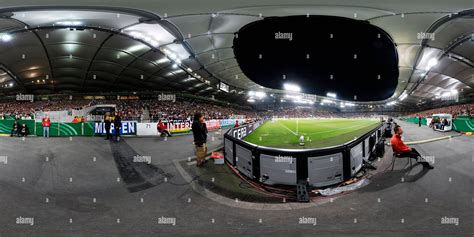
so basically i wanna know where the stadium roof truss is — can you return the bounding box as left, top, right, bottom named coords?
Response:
left=0, top=7, right=244, bottom=101
left=0, top=3, right=472, bottom=107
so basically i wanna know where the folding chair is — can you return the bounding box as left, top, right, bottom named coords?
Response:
left=390, top=147, right=413, bottom=171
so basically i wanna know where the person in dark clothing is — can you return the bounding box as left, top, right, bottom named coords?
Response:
left=104, top=112, right=112, bottom=140
left=10, top=121, right=19, bottom=137
left=418, top=116, right=422, bottom=127
left=192, top=112, right=208, bottom=167
left=114, top=112, right=122, bottom=142
left=19, top=124, right=29, bottom=137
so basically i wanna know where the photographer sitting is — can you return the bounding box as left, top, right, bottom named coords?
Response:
left=157, top=120, right=172, bottom=137
left=19, top=124, right=29, bottom=137
left=390, top=125, right=434, bottom=169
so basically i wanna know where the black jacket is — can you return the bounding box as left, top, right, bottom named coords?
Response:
left=11, top=123, right=19, bottom=131
left=114, top=115, right=122, bottom=127
left=104, top=118, right=112, bottom=128
left=20, top=125, right=29, bottom=135
left=192, top=121, right=208, bottom=146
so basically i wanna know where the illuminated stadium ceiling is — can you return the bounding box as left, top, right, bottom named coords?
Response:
left=0, top=8, right=225, bottom=98
left=0, top=2, right=472, bottom=107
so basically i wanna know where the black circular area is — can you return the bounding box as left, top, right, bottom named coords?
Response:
left=233, top=15, right=399, bottom=101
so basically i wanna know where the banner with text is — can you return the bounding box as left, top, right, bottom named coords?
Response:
left=94, top=121, right=137, bottom=135
left=166, top=120, right=193, bottom=133
left=137, top=122, right=159, bottom=136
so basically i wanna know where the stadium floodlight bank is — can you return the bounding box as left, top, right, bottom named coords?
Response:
left=224, top=120, right=388, bottom=187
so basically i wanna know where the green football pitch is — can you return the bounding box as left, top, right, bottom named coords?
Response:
left=243, top=118, right=381, bottom=149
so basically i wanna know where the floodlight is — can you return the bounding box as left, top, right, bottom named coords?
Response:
left=326, top=92, right=336, bottom=98
left=1, top=34, right=12, bottom=42
left=283, top=83, right=301, bottom=92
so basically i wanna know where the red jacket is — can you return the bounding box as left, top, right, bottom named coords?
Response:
left=158, top=122, right=167, bottom=131
left=42, top=118, right=51, bottom=127
left=390, top=134, right=411, bottom=153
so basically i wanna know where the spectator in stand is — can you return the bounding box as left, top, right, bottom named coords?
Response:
left=10, top=121, right=19, bottom=137
left=390, top=125, right=434, bottom=169
left=42, top=115, right=51, bottom=138
left=192, top=112, right=208, bottom=167
left=234, top=120, right=239, bottom=128
left=19, top=124, right=29, bottom=137
left=113, top=112, right=122, bottom=142
left=157, top=120, right=172, bottom=137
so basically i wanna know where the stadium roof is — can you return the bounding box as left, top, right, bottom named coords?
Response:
left=0, top=1, right=472, bottom=106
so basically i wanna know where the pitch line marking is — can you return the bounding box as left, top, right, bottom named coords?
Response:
left=296, top=118, right=299, bottom=135
left=277, top=121, right=298, bottom=136
left=304, top=124, right=371, bottom=135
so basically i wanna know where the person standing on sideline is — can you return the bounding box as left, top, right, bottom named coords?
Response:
left=418, top=115, right=422, bottom=127
left=192, top=113, right=208, bottom=167
left=42, top=115, right=51, bottom=138
left=104, top=112, right=112, bottom=140
left=113, top=112, right=122, bottom=142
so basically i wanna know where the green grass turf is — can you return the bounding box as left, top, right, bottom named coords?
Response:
left=243, top=118, right=381, bottom=149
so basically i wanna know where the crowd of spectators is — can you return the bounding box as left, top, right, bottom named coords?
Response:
left=145, top=100, right=258, bottom=121
left=0, top=100, right=91, bottom=120
left=3, top=98, right=471, bottom=122
left=89, top=99, right=257, bottom=121
left=405, top=102, right=474, bottom=118
left=0, top=98, right=258, bottom=121
left=262, top=107, right=391, bottom=119
left=261, top=107, right=336, bottom=118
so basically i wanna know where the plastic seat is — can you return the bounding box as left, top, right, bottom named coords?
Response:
left=390, top=147, right=413, bottom=171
